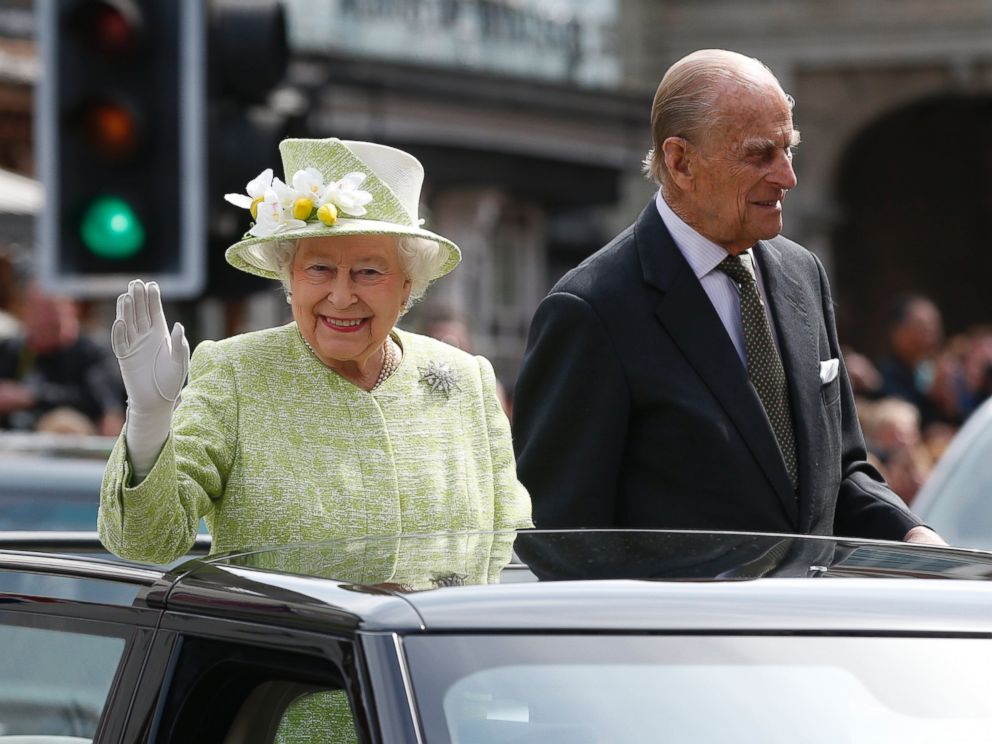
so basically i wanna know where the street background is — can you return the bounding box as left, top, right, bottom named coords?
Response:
left=2, top=0, right=991, bottom=504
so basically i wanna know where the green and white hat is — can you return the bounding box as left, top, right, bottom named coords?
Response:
left=224, top=138, right=461, bottom=280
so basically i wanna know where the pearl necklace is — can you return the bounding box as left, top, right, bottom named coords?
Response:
left=371, top=337, right=399, bottom=391
left=298, top=330, right=400, bottom=391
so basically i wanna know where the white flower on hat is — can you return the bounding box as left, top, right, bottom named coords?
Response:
left=292, top=168, right=326, bottom=201
left=248, top=188, right=307, bottom=238
left=288, top=167, right=326, bottom=221
left=270, top=177, right=297, bottom=210
left=224, top=163, right=377, bottom=237
left=320, top=172, right=373, bottom=217
left=223, top=168, right=274, bottom=219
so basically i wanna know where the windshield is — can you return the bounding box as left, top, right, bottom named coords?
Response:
left=405, top=634, right=991, bottom=743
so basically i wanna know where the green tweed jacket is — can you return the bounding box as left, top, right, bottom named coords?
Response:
left=99, top=323, right=532, bottom=564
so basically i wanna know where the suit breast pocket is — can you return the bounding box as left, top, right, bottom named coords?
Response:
left=820, top=376, right=841, bottom=407
left=818, top=357, right=841, bottom=407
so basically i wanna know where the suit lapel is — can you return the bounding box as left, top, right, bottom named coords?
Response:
left=753, top=241, right=818, bottom=530
left=635, top=206, right=798, bottom=527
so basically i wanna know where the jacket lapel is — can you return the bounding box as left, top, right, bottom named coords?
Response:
left=753, top=240, right=817, bottom=530
left=635, top=205, right=799, bottom=527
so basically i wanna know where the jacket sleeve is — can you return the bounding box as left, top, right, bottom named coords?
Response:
left=816, top=257, right=924, bottom=540
left=512, top=291, right=630, bottom=528
left=477, top=354, right=533, bottom=530
left=98, top=340, right=238, bottom=563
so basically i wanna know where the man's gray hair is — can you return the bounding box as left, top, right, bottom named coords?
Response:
left=642, top=49, right=794, bottom=187
left=272, top=235, right=446, bottom=314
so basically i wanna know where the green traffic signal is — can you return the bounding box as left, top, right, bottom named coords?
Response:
left=80, top=196, right=146, bottom=259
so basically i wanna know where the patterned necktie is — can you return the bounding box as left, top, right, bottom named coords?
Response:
left=717, top=253, right=799, bottom=491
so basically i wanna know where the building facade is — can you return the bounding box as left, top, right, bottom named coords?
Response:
left=5, top=0, right=992, bottom=368
left=619, top=0, right=992, bottom=354
left=281, top=0, right=651, bottom=385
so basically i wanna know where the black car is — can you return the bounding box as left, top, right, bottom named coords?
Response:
left=0, top=432, right=113, bottom=532
left=2, top=529, right=992, bottom=743
left=0, top=432, right=207, bottom=536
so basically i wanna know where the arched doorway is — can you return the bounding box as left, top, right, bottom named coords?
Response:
left=832, top=94, right=992, bottom=358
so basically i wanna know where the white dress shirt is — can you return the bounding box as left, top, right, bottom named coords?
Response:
left=654, top=190, right=782, bottom=367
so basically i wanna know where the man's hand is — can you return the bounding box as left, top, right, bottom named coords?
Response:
left=904, top=525, right=948, bottom=546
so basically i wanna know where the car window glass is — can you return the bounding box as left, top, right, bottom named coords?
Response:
left=0, top=570, right=142, bottom=604
left=0, top=618, right=127, bottom=739
left=156, top=636, right=360, bottom=744
left=407, top=635, right=992, bottom=743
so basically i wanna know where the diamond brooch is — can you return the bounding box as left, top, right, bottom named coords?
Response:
left=418, top=361, right=461, bottom=396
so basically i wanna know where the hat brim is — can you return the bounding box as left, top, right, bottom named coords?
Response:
left=224, top=218, right=461, bottom=281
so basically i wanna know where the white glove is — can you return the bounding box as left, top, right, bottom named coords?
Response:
left=112, top=279, right=190, bottom=480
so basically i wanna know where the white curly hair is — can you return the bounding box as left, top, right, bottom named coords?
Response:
left=271, top=235, right=447, bottom=314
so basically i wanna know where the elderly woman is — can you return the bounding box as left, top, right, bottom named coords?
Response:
left=99, top=137, right=531, bottom=565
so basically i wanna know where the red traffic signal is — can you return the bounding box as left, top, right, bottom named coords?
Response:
left=70, top=0, right=143, bottom=57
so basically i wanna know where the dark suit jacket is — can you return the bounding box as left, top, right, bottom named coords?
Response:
left=513, top=202, right=922, bottom=540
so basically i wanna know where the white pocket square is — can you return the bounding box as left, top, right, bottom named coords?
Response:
left=819, top=358, right=839, bottom=384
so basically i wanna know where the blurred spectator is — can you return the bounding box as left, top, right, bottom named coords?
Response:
left=876, top=295, right=944, bottom=426
left=841, top=345, right=882, bottom=398
left=36, top=407, right=102, bottom=436
left=424, top=312, right=474, bottom=352
left=861, top=396, right=922, bottom=455
left=879, top=444, right=932, bottom=507
left=961, top=325, right=992, bottom=416
left=423, top=305, right=511, bottom=417
left=0, top=246, right=24, bottom=339
left=917, top=326, right=992, bottom=432
left=926, top=337, right=968, bottom=426
left=921, top=420, right=957, bottom=464
left=0, top=282, right=125, bottom=435
left=859, top=397, right=933, bottom=505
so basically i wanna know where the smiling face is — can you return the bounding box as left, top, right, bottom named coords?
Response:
left=291, top=234, right=411, bottom=380
left=678, top=80, right=800, bottom=255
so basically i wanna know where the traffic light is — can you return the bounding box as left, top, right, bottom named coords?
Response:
left=36, top=0, right=206, bottom=298
left=205, top=0, right=292, bottom=299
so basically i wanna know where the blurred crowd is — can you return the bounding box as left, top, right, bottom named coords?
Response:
left=845, top=295, right=992, bottom=505
left=0, top=246, right=124, bottom=437
left=2, top=241, right=989, bottom=507
left=0, top=245, right=511, bottom=439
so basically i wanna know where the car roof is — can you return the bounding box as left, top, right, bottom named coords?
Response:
left=0, top=452, right=107, bottom=485
left=0, top=440, right=110, bottom=530
left=7, top=530, right=992, bottom=635
left=0, top=431, right=116, bottom=459
left=154, top=530, right=992, bottom=635
left=0, top=431, right=110, bottom=498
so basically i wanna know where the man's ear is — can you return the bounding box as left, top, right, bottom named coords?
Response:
left=661, top=136, right=694, bottom=191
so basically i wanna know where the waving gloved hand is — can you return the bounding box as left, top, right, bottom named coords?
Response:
left=112, top=280, right=189, bottom=479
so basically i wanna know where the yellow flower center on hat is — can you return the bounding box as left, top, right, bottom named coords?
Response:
left=292, top=197, right=314, bottom=221
left=317, top=202, right=338, bottom=226
left=250, top=196, right=264, bottom=220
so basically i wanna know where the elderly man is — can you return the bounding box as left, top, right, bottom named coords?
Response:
left=513, top=49, right=941, bottom=544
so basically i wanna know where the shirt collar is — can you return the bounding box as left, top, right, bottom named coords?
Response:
left=654, top=190, right=753, bottom=278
